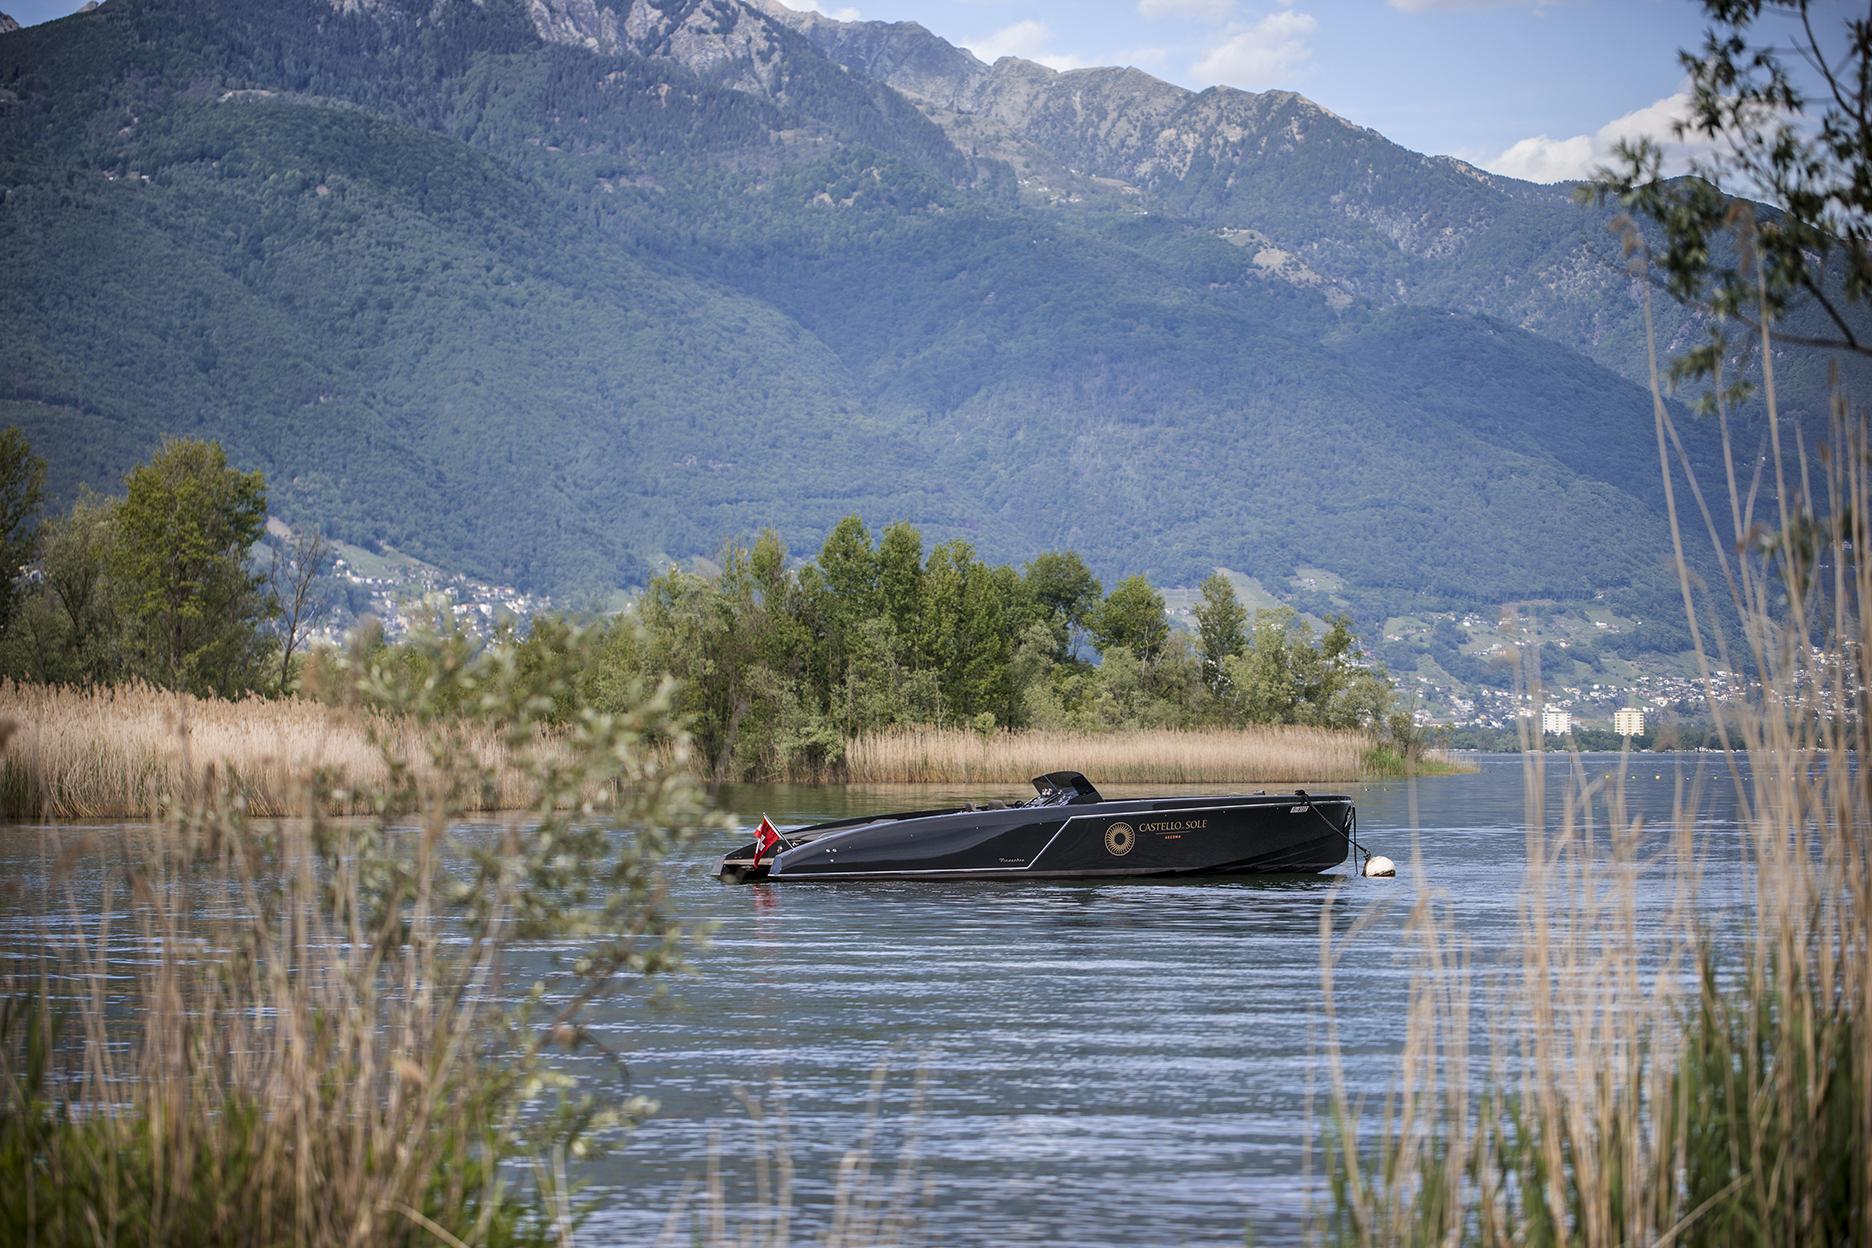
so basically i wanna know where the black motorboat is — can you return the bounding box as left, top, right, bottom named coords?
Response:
left=717, top=772, right=1358, bottom=883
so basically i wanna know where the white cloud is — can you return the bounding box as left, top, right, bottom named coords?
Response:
left=1387, top=0, right=1525, bottom=10
left=1488, top=133, right=1595, bottom=183
left=1139, top=0, right=1236, bottom=20
left=967, top=20, right=1089, bottom=71
left=1191, top=10, right=1318, bottom=89
left=1483, top=89, right=1715, bottom=183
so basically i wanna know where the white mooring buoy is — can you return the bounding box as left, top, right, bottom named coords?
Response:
left=1363, top=855, right=1397, bottom=878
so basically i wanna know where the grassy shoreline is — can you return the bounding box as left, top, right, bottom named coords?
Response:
left=0, top=681, right=1463, bottom=821
left=845, top=726, right=1466, bottom=785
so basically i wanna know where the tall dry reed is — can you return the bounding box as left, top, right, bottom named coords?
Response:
left=1, top=684, right=1449, bottom=821
left=0, top=679, right=533, bottom=820
left=845, top=725, right=1432, bottom=785
left=1319, top=222, right=1872, bottom=1244
left=0, top=630, right=722, bottom=1246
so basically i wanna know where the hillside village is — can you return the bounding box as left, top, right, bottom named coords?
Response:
left=313, top=547, right=552, bottom=646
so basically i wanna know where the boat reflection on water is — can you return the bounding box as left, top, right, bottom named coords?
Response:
left=717, top=771, right=1358, bottom=883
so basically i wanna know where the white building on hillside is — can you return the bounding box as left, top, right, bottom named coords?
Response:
left=1614, top=707, right=1646, bottom=736
left=1541, top=707, right=1572, bottom=735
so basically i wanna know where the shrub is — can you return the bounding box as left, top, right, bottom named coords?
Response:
left=0, top=623, right=719, bottom=1247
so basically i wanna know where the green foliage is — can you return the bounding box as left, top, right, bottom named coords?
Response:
left=111, top=438, right=272, bottom=695
left=406, top=517, right=1400, bottom=782
left=0, top=426, right=44, bottom=636
left=5, top=490, right=124, bottom=686
left=1589, top=1, right=1872, bottom=379
left=1089, top=575, right=1169, bottom=665
left=1193, top=571, right=1247, bottom=694
left=0, top=617, right=716, bottom=1247
left=1220, top=608, right=1392, bottom=730
left=1025, top=550, right=1102, bottom=662
left=0, top=434, right=280, bottom=695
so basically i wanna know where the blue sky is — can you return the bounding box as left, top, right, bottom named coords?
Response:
left=5, top=1, right=1802, bottom=181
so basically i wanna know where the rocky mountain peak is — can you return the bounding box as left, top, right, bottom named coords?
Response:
left=526, top=0, right=785, bottom=89
left=322, top=0, right=777, bottom=71
left=740, top=0, right=1526, bottom=288
left=0, top=12, right=18, bottom=35
left=750, top=2, right=1375, bottom=189
left=555, top=0, right=974, bottom=174
left=746, top=0, right=987, bottom=109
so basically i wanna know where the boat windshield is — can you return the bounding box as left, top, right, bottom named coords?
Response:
left=1025, top=772, right=1103, bottom=806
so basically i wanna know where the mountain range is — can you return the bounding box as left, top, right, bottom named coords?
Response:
left=0, top=0, right=1848, bottom=685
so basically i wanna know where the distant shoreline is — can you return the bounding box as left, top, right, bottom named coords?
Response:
left=0, top=683, right=1465, bottom=822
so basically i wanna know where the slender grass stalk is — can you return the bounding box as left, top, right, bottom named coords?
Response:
left=657, top=1073, right=931, bottom=1248
left=0, top=627, right=720, bottom=1247
left=1318, top=221, right=1872, bottom=1244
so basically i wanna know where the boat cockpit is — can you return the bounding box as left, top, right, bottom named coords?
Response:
left=1022, top=771, right=1105, bottom=807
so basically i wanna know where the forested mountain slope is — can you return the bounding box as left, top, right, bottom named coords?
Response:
left=763, top=1, right=1858, bottom=418
left=0, top=0, right=1775, bottom=653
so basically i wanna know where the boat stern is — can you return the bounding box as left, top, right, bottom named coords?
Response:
left=717, top=843, right=773, bottom=884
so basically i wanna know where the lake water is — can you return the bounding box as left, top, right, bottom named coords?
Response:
left=1, top=753, right=1760, bottom=1245
left=586, top=753, right=1756, bottom=1245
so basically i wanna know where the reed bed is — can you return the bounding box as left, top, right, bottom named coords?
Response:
left=1320, top=246, right=1872, bottom=1243
left=845, top=725, right=1429, bottom=785
left=0, top=678, right=533, bottom=820
left=0, top=629, right=730, bottom=1247
left=1, top=682, right=1447, bottom=821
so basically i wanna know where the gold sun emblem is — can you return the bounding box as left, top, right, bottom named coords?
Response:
left=1104, top=821, right=1136, bottom=856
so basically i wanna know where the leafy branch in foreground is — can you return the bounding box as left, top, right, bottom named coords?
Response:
left=0, top=620, right=723, bottom=1247
left=1587, top=0, right=1872, bottom=383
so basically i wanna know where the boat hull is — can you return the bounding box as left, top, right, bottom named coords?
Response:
left=718, top=793, right=1354, bottom=883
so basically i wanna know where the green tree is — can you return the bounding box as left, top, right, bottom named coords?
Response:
left=832, top=614, right=920, bottom=735
left=1024, top=551, right=1101, bottom=661
left=1089, top=575, right=1169, bottom=664
left=1192, top=572, right=1248, bottom=695
left=1223, top=608, right=1390, bottom=729
left=922, top=539, right=991, bottom=722
left=0, top=427, right=45, bottom=637
left=514, top=522, right=1401, bottom=778
left=31, top=493, right=123, bottom=685
left=876, top=521, right=926, bottom=654
left=818, top=516, right=880, bottom=615
left=112, top=439, right=274, bottom=696
left=815, top=515, right=880, bottom=693
left=1227, top=608, right=1304, bottom=724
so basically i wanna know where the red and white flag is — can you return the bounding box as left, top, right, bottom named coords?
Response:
left=750, top=814, right=785, bottom=867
